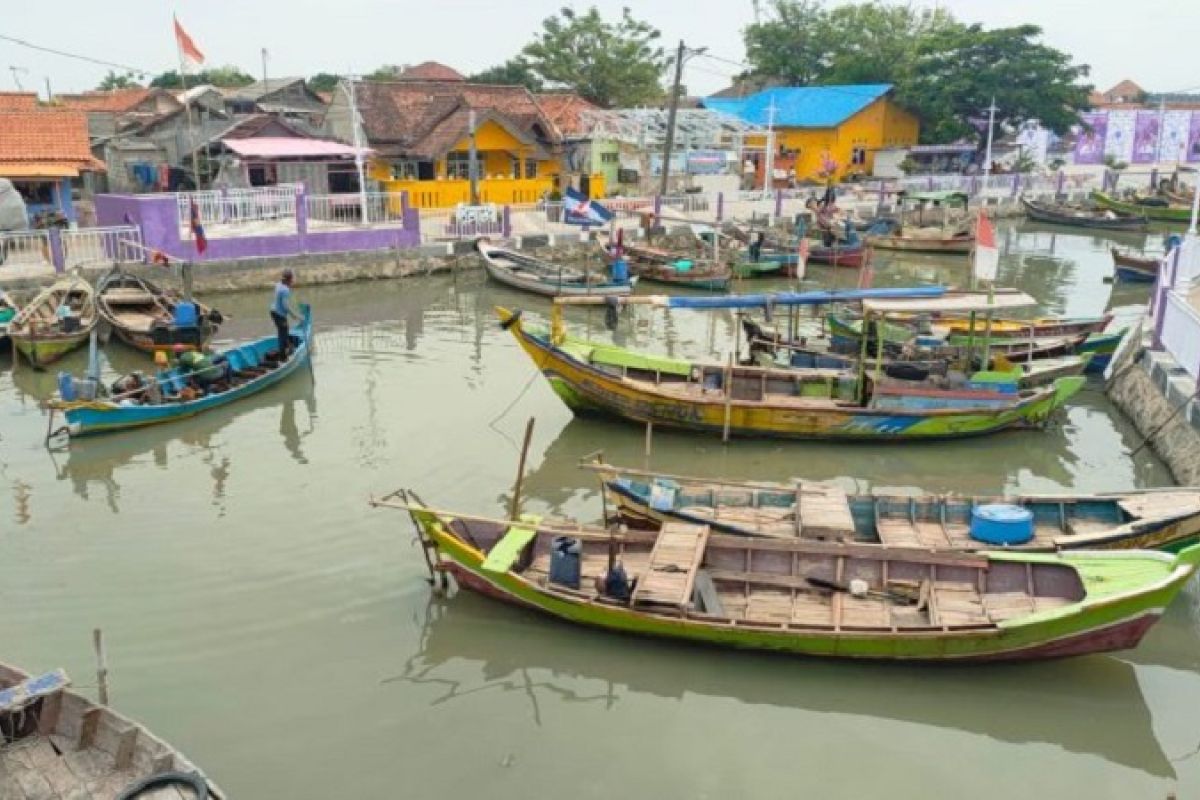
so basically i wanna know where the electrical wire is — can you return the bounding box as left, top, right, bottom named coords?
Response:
left=0, top=33, right=151, bottom=78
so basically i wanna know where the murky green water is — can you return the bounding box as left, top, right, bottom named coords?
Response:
left=1, top=221, right=1197, bottom=798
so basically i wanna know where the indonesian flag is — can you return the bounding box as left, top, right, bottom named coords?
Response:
left=795, top=237, right=809, bottom=281
left=174, top=16, right=205, bottom=72
left=973, top=210, right=999, bottom=282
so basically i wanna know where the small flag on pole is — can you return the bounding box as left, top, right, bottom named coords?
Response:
left=973, top=210, right=998, bottom=282
left=174, top=16, right=206, bottom=72
left=795, top=237, right=809, bottom=281
left=189, top=199, right=207, bottom=255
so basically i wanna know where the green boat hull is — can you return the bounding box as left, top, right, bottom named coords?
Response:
left=414, top=510, right=1200, bottom=662
left=1092, top=191, right=1193, bottom=223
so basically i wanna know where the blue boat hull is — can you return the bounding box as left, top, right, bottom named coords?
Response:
left=1114, top=265, right=1155, bottom=283
left=63, top=307, right=313, bottom=437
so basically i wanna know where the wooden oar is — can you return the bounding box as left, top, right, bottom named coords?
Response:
left=806, top=575, right=914, bottom=605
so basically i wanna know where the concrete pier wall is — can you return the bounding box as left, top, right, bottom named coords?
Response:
left=1106, top=323, right=1200, bottom=485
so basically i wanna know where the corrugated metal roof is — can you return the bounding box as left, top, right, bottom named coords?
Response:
left=703, top=84, right=893, bottom=128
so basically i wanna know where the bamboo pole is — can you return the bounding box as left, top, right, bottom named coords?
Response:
left=722, top=353, right=734, bottom=443
left=508, top=417, right=536, bottom=521
left=92, top=628, right=108, bottom=706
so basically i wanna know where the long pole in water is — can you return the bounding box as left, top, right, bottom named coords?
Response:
left=92, top=628, right=109, bottom=705
left=508, top=417, right=536, bottom=521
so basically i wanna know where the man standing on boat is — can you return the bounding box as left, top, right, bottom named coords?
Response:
left=270, top=269, right=300, bottom=358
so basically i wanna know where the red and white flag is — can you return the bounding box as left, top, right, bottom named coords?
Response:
left=174, top=16, right=205, bottom=72
left=795, top=237, right=810, bottom=281
left=973, top=210, right=998, bottom=282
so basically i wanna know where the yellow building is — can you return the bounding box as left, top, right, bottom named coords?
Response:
left=325, top=72, right=603, bottom=208
left=704, top=84, right=918, bottom=184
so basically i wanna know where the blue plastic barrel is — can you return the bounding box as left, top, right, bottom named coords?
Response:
left=549, top=536, right=582, bottom=589
left=610, top=258, right=629, bottom=283
left=970, top=504, right=1035, bottom=545
left=57, top=372, right=76, bottom=402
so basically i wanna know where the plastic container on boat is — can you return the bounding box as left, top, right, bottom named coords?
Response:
left=970, top=504, right=1035, bottom=545
left=549, top=536, right=582, bottom=588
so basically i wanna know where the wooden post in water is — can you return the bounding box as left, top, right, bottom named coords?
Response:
left=644, top=421, right=653, bottom=461
left=509, top=417, right=536, bottom=521
left=722, top=353, right=734, bottom=443
left=92, top=628, right=109, bottom=706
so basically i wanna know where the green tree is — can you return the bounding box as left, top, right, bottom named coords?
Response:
left=96, top=71, right=140, bottom=91
left=469, top=59, right=544, bottom=93
left=308, top=73, right=341, bottom=93
left=901, top=24, right=1092, bottom=142
left=741, top=2, right=1091, bottom=145
left=149, top=65, right=254, bottom=89
left=522, top=6, right=668, bottom=107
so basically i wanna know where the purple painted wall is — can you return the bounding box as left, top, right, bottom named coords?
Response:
left=94, top=192, right=422, bottom=264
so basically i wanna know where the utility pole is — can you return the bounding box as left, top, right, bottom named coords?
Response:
left=763, top=100, right=778, bottom=195
left=1155, top=96, right=1166, bottom=165
left=261, top=48, right=269, bottom=89
left=659, top=39, right=687, bottom=198
left=468, top=109, right=480, bottom=206
left=982, top=96, right=998, bottom=179
left=341, top=77, right=369, bottom=223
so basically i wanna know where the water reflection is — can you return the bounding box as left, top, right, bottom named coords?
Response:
left=48, top=372, right=316, bottom=514
left=391, top=592, right=1174, bottom=781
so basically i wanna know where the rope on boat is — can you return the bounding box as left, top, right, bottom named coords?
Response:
left=116, top=771, right=209, bottom=800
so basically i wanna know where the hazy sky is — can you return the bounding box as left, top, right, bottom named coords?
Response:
left=2, top=0, right=1194, bottom=98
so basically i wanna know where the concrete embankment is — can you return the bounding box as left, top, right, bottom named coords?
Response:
left=1106, top=322, right=1200, bottom=485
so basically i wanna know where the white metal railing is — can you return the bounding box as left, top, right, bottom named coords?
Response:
left=417, top=206, right=505, bottom=243
left=168, top=184, right=301, bottom=226
left=306, top=192, right=407, bottom=227
left=0, top=229, right=52, bottom=268
left=61, top=226, right=144, bottom=269
left=1159, top=291, right=1200, bottom=383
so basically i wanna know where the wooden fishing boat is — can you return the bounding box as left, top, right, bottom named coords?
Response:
left=1092, top=191, right=1193, bottom=223
left=827, top=314, right=1094, bottom=363
left=8, top=278, right=98, bottom=368
left=1075, top=329, right=1127, bottom=372
left=96, top=267, right=222, bottom=353
left=600, top=234, right=731, bottom=290
left=732, top=259, right=787, bottom=279
left=497, top=306, right=1083, bottom=441
left=50, top=304, right=314, bottom=437
left=804, top=242, right=866, bottom=268
left=863, top=191, right=975, bottom=254
left=476, top=239, right=634, bottom=298
left=741, top=317, right=1091, bottom=388
left=1020, top=197, right=1148, bottom=231
left=1111, top=248, right=1160, bottom=283
left=388, top=496, right=1200, bottom=662
left=0, top=660, right=224, bottom=798
left=592, top=462, right=1200, bottom=554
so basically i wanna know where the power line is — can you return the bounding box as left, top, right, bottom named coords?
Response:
left=694, top=52, right=752, bottom=71
left=0, top=33, right=152, bottom=78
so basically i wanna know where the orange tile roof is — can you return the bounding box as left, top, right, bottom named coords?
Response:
left=0, top=92, right=39, bottom=110
left=536, top=92, right=600, bottom=137
left=0, top=110, right=101, bottom=174
left=56, top=87, right=151, bottom=113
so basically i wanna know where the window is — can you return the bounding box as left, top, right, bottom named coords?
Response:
left=446, top=152, right=475, bottom=179
left=391, top=160, right=421, bottom=180
left=524, top=160, right=537, bottom=179
left=600, top=152, right=619, bottom=165
left=851, top=147, right=867, bottom=166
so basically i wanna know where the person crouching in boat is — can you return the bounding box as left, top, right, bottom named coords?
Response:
left=270, top=269, right=300, bottom=359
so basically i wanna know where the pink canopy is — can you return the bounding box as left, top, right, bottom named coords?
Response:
left=222, top=137, right=367, bottom=159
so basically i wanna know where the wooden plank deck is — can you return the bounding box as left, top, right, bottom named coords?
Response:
left=631, top=523, right=710, bottom=610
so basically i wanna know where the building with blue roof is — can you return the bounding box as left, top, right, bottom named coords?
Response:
left=702, top=84, right=919, bottom=185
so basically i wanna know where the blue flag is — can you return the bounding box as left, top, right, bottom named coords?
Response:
left=563, top=187, right=614, bottom=226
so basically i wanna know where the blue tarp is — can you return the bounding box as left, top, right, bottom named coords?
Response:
left=664, top=286, right=944, bottom=310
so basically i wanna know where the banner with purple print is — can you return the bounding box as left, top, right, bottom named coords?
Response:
left=1074, top=112, right=1107, bottom=164
left=1105, top=110, right=1136, bottom=163
left=1162, top=111, right=1193, bottom=163
left=1189, top=113, right=1200, bottom=163
left=1132, top=111, right=1161, bottom=163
